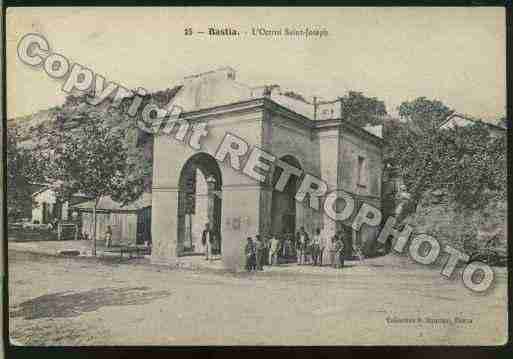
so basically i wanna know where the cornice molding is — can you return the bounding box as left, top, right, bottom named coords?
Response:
left=176, top=97, right=384, bottom=147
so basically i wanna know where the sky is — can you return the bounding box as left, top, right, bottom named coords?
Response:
left=6, top=7, right=506, bottom=121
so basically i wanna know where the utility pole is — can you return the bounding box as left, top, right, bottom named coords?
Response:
left=313, top=96, right=318, bottom=121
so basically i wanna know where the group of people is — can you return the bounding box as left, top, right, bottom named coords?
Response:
left=245, top=226, right=353, bottom=272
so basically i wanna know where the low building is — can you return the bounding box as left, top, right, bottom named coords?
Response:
left=31, top=187, right=89, bottom=224
left=72, top=193, right=152, bottom=246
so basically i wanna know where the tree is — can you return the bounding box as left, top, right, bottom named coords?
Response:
left=6, top=129, right=44, bottom=219
left=385, top=97, right=455, bottom=222
left=397, top=97, right=453, bottom=133
left=283, top=90, right=307, bottom=102
left=340, top=91, right=387, bottom=127
left=34, top=95, right=150, bottom=255
left=439, top=123, right=506, bottom=208
left=385, top=97, right=506, bottom=223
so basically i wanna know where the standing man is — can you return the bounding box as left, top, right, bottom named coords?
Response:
left=311, top=228, right=321, bottom=266
left=202, top=222, right=214, bottom=261
left=255, top=235, right=265, bottom=271
left=343, top=228, right=353, bottom=260
left=298, top=227, right=310, bottom=265
left=263, top=235, right=271, bottom=265
left=329, top=234, right=338, bottom=268
left=289, top=232, right=297, bottom=259
left=282, top=233, right=292, bottom=260
left=295, top=231, right=302, bottom=265
left=335, top=230, right=346, bottom=268
left=214, top=229, right=222, bottom=256
left=319, top=229, right=330, bottom=266
left=269, top=234, right=280, bottom=266
left=104, top=225, right=112, bottom=248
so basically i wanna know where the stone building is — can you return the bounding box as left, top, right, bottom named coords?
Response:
left=150, top=67, right=384, bottom=270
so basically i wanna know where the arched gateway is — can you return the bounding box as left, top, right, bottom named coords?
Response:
left=177, top=153, right=222, bottom=255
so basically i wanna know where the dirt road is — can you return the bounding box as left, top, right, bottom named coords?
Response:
left=8, top=250, right=508, bottom=345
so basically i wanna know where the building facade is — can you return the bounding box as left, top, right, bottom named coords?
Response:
left=73, top=194, right=152, bottom=246
left=31, top=187, right=90, bottom=225
left=150, top=67, right=384, bottom=271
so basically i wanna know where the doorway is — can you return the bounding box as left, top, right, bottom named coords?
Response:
left=177, top=153, right=222, bottom=256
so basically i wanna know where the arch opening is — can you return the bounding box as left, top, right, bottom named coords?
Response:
left=271, top=155, right=302, bottom=246
left=177, top=153, right=222, bottom=256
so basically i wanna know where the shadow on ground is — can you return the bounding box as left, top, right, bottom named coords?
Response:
left=11, top=286, right=171, bottom=320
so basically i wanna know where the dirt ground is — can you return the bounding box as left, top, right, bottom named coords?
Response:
left=8, top=249, right=508, bottom=346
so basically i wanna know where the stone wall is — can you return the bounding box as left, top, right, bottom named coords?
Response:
left=337, top=127, right=383, bottom=252
left=267, top=111, right=321, bottom=235
left=318, top=126, right=340, bottom=236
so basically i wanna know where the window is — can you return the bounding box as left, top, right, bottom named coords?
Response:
left=357, top=156, right=368, bottom=187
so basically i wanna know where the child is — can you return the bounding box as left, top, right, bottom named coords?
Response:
left=245, top=237, right=256, bottom=271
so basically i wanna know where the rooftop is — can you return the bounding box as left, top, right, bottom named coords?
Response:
left=171, top=67, right=383, bottom=138
left=73, top=193, right=152, bottom=212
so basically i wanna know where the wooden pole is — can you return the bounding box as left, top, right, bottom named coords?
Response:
left=92, top=198, right=98, bottom=256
